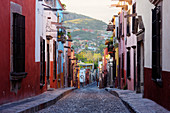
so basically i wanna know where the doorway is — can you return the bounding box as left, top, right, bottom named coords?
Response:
left=47, top=40, right=50, bottom=90
left=137, top=40, right=144, bottom=94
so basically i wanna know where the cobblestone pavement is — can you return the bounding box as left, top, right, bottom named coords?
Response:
left=38, top=83, right=130, bottom=113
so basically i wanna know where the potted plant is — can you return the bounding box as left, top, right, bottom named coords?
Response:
left=67, top=32, right=72, bottom=42
left=57, top=31, right=64, bottom=41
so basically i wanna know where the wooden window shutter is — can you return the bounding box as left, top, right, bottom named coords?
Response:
left=13, top=13, right=25, bottom=73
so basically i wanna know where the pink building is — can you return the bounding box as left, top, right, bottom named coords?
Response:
left=118, top=10, right=128, bottom=89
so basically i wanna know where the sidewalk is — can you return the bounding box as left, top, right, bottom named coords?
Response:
left=0, top=87, right=76, bottom=113
left=105, top=88, right=169, bottom=113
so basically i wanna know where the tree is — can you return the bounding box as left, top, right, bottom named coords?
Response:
left=85, top=44, right=88, bottom=50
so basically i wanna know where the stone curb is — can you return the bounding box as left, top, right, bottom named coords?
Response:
left=105, top=88, right=169, bottom=113
left=0, top=87, right=76, bottom=113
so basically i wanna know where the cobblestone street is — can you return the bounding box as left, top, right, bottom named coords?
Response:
left=38, top=83, right=130, bottom=113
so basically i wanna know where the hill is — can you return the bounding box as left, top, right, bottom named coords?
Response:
left=63, top=12, right=110, bottom=56
left=63, top=12, right=107, bottom=30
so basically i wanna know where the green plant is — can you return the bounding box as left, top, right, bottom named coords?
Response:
left=67, top=32, right=72, bottom=39
left=61, top=3, right=66, bottom=9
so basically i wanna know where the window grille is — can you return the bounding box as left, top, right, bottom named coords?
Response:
left=13, top=13, right=25, bottom=73
left=40, top=37, right=45, bottom=86
left=152, top=6, right=161, bottom=81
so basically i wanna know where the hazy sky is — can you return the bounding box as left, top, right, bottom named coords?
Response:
left=60, top=0, right=120, bottom=23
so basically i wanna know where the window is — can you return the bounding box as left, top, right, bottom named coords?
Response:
left=152, top=6, right=162, bottom=82
left=113, top=60, right=116, bottom=79
left=127, top=50, right=130, bottom=79
left=40, top=37, right=45, bottom=86
left=47, top=43, right=50, bottom=84
left=13, top=13, right=26, bottom=73
left=119, top=23, right=122, bottom=37
left=122, top=53, right=124, bottom=78
left=127, top=10, right=130, bottom=36
left=132, top=3, right=137, bottom=34
left=58, top=54, right=61, bottom=79
left=10, top=4, right=27, bottom=93
left=116, top=27, right=119, bottom=39
left=53, top=41, right=56, bottom=80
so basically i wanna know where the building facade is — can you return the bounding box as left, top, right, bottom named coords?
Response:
left=0, top=0, right=41, bottom=105
left=136, top=0, right=170, bottom=110
left=108, top=0, right=170, bottom=110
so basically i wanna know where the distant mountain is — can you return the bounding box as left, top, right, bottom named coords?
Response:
left=63, top=12, right=91, bottom=21
left=63, top=12, right=110, bottom=55
left=63, top=12, right=107, bottom=30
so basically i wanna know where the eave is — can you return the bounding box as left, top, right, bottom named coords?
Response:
left=111, top=4, right=128, bottom=10
left=149, top=0, right=162, bottom=5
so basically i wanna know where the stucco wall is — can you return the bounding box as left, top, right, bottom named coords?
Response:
left=136, top=0, right=154, bottom=68
left=136, top=0, right=170, bottom=71
left=35, top=1, right=58, bottom=62
left=162, top=0, right=170, bottom=72
left=0, top=0, right=48, bottom=105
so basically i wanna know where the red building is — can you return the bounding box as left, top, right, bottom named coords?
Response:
left=0, top=0, right=48, bottom=105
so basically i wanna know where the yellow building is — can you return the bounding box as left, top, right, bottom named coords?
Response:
left=115, top=47, right=119, bottom=77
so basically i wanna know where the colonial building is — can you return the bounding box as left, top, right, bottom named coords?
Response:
left=136, top=0, right=170, bottom=110
left=0, top=0, right=39, bottom=105
left=35, top=0, right=65, bottom=90
left=109, top=0, right=170, bottom=110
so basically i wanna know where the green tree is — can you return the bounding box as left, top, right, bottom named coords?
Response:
left=85, top=44, right=88, bottom=50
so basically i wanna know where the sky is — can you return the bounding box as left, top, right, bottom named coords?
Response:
left=60, top=0, right=120, bottom=23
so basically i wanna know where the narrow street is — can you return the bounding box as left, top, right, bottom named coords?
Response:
left=0, top=0, right=170, bottom=112
left=38, top=83, right=130, bottom=113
